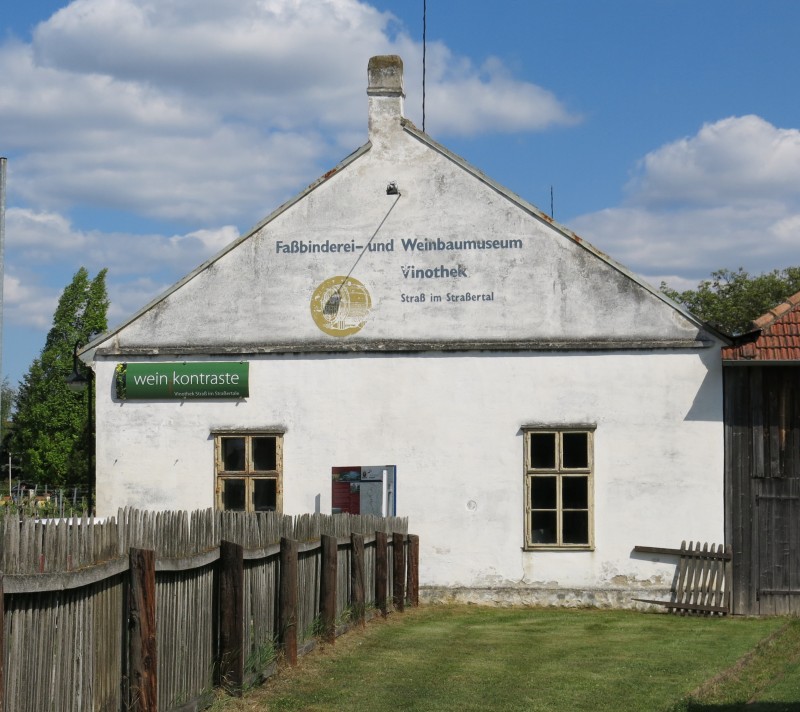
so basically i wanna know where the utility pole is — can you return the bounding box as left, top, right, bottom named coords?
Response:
left=0, top=157, right=6, bottom=452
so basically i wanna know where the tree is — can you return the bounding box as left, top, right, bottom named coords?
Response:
left=11, top=268, right=108, bottom=488
left=0, top=378, right=17, bottom=489
left=661, top=267, right=800, bottom=336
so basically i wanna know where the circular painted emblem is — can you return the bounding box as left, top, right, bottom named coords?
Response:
left=310, top=276, right=372, bottom=337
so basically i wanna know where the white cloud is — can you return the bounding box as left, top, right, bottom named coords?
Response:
left=0, top=0, right=576, bottom=224
left=8, top=207, right=239, bottom=273
left=3, top=273, right=59, bottom=329
left=4, top=206, right=241, bottom=330
left=572, top=116, right=800, bottom=288
left=627, top=115, right=800, bottom=208
left=420, top=51, right=580, bottom=136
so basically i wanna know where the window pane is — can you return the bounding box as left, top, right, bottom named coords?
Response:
left=253, top=479, right=277, bottom=512
left=562, top=432, right=588, bottom=469
left=562, top=476, right=588, bottom=509
left=221, top=438, right=246, bottom=471
left=252, top=437, right=277, bottom=471
left=222, top=479, right=246, bottom=510
left=531, top=511, right=557, bottom=544
left=531, top=476, right=557, bottom=509
left=530, top=433, right=556, bottom=469
left=563, top=511, right=589, bottom=544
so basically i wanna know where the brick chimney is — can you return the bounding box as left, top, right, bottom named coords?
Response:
left=367, top=55, right=405, bottom=146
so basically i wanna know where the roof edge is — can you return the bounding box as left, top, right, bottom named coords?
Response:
left=92, top=338, right=716, bottom=360
left=79, top=142, right=373, bottom=361
left=749, top=290, right=800, bottom=331
left=400, top=119, right=730, bottom=345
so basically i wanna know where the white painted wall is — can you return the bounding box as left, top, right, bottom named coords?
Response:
left=95, top=344, right=723, bottom=595
left=88, top=56, right=726, bottom=604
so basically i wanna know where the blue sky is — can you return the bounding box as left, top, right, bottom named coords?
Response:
left=2, top=0, right=800, bottom=386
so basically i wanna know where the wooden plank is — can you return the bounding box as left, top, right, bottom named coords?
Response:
left=674, top=540, right=690, bottom=614
left=767, top=370, right=783, bottom=477
left=279, top=537, right=298, bottom=665
left=632, top=598, right=729, bottom=614
left=406, top=534, right=419, bottom=607
left=0, top=574, right=4, bottom=712
left=751, top=367, right=765, bottom=479
left=392, top=533, right=405, bottom=612
left=156, top=547, right=221, bottom=572
left=350, top=533, right=366, bottom=627
left=375, top=531, right=388, bottom=618
left=320, top=535, right=337, bottom=644
left=633, top=545, right=730, bottom=560
left=2, top=556, right=130, bottom=594
left=218, top=540, right=244, bottom=696
left=129, top=547, right=157, bottom=712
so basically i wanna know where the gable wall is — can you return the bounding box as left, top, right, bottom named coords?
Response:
left=103, top=128, right=706, bottom=353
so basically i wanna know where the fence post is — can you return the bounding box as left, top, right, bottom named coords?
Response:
left=129, top=548, right=157, bottom=712
left=219, top=540, right=244, bottom=695
left=0, top=573, right=4, bottom=712
left=375, top=531, right=388, bottom=617
left=320, top=534, right=337, bottom=643
left=350, top=533, right=366, bottom=627
left=279, top=537, right=298, bottom=665
left=406, top=534, right=419, bottom=607
left=392, top=533, right=405, bottom=612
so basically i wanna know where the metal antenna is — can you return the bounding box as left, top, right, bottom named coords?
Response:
left=422, top=0, right=427, bottom=132
left=550, top=185, right=554, bottom=218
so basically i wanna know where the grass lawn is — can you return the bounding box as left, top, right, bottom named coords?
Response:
left=211, top=606, right=800, bottom=712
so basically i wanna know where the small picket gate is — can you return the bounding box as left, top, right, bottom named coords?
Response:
left=633, top=541, right=732, bottom=615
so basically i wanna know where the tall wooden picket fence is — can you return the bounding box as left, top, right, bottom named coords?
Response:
left=0, top=508, right=417, bottom=712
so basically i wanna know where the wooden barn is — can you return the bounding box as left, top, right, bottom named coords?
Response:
left=724, top=292, right=800, bottom=615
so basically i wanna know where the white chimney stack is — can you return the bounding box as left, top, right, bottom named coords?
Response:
left=367, top=55, right=405, bottom=146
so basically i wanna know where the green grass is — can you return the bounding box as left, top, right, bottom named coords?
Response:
left=212, top=606, right=797, bottom=712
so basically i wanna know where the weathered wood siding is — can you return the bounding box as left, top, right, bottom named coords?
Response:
left=725, top=365, right=800, bottom=615
left=0, top=509, right=413, bottom=711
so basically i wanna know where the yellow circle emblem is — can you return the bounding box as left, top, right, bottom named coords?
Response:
left=310, top=276, right=372, bottom=337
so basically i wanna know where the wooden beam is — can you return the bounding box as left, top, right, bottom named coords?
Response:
left=129, top=548, right=157, bottom=712
left=633, top=597, right=729, bottom=614
left=375, top=531, right=388, bottom=618
left=350, top=533, right=366, bottom=627
left=320, top=535, right=337, bottom=643
left=392, top=533, right=405, bottom=612
left=406, top=534, right=420, bottom=607
left=218, top=540, right=244, bottom=695
left=279, top=537, right=298, bottom=665
left=0, top=574, right=5, bottom=712
left=633, top=545, right=732, bottom=561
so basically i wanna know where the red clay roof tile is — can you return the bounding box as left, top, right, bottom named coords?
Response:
left=722, top=291, right=800, bottom=361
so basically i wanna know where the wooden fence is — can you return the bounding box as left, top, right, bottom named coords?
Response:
left=0, top=508, right=418, bottom=711
left=633, top=541, right=732, bottom=615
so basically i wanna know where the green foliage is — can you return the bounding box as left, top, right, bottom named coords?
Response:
left=11, top=268, right=108, bottom=489
left=661, top=266, right=800, bottom=336
left=0, top=377, right=16, bottom=469
left=1, top=377, right=14, bottom=428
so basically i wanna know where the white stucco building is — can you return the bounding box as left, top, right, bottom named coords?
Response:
left=84, top=56, right=725, bottom=605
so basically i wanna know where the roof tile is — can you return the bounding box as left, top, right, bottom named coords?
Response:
left=722, top=291, right=800, bottom=361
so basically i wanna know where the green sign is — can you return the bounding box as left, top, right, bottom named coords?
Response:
left=116, top=362, right=249, bottom=400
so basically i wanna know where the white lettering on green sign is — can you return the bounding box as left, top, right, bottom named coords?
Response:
left=116, top=363, right=249, bottom=400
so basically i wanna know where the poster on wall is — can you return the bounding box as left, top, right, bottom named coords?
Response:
left=115, top=362, right=249, bottom=400
left=331, top=465, right=396, bottom=516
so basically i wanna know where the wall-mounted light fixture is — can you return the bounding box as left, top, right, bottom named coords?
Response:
left=66, top=341, right=90, bottom=392
left=386, top=181, right=398, bottom=195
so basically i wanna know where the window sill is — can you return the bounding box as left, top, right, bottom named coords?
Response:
left=522, top=546, right=595, bottom=552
